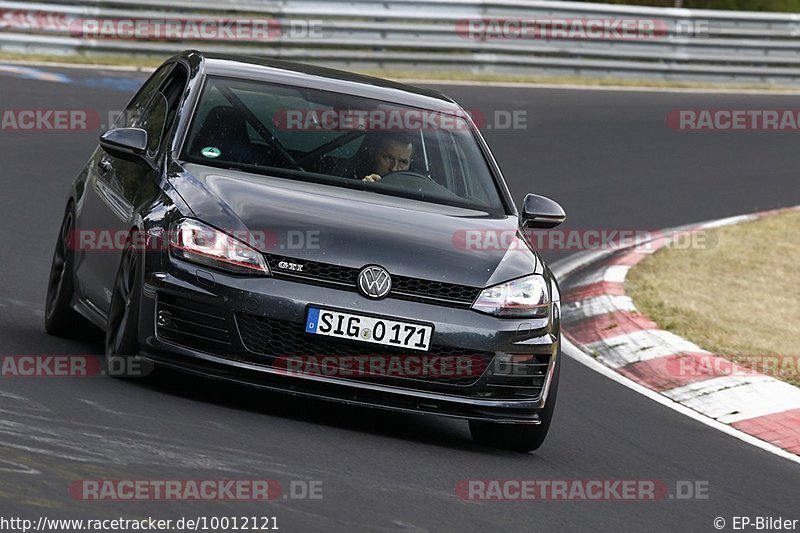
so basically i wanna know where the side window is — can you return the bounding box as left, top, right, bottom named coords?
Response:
left=115, top=65, right=173, bottom=129
left=160, top=67, right=188, bottom=143
left=140, top=94, right=168, bottom=158
left=132, top=66, right=188, bottom=158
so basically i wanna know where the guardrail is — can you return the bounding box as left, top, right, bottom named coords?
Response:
left=2, top=0, right=800, bottom=83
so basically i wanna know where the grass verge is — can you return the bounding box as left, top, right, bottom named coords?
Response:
left=627, top=209, right=800, bottom=387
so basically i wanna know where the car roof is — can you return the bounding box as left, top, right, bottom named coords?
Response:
left=183, top=51, right=464, bottom=115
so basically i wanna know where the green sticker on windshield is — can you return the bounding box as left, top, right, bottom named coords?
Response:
left=201, top=147, right=221, bottom=159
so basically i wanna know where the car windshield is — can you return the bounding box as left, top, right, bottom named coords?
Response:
left=181, top=76, right=505, bottom=213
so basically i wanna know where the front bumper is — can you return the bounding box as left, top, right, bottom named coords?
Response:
left=136, top=252, right=561, bottom=423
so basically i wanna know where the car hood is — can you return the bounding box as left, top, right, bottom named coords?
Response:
left=170, top=164, right=539, bottom=288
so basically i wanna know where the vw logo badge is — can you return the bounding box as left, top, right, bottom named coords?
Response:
left=358, top=265, right=392, bottom=299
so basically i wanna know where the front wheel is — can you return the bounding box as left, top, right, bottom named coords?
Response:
left=469, top=354, right=560, bottom=452
left=105, top=242, right=144, bottom=378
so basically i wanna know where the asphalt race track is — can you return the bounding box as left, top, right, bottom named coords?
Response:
left=1, top=66, right=799, bottom=531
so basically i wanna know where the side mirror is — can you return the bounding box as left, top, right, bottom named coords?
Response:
left=521, top=193, right=566, bottom=229
left=100, top=128, right=148, bottom=163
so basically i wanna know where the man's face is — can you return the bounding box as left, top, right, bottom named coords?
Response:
left=372, top=141, right=413, bottom=176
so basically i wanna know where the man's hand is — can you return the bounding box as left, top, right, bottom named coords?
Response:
left=362, top=174, right=381, bottom=183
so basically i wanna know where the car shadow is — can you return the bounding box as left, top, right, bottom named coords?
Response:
left=39, top=330, right=535, bottom=457
left=137, top=363, right=500, bottom=454
left=127, top=363, right=535, bottom=457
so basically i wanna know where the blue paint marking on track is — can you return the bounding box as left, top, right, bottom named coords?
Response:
left=0, top=64, right=142, bottom=93
left=0, top=64, right=72, bottom=83
left=79, top=77, right=143, bottom=93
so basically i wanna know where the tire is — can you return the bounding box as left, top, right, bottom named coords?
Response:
left=45, top=201, right=90, bottom=337
left=105, top=240, right=147, bottom=379
left=469, top=352, right=560, bottom=452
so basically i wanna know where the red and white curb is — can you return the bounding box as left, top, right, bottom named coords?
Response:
left=552, top=206, right=800, bottom=463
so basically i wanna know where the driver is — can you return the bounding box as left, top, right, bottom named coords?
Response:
left=352, top=132, right=414, bottom=182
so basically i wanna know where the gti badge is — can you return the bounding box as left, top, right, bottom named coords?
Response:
left=278, top=261, right=304, bottom=272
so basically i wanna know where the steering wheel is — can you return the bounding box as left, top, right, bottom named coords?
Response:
left=378, top=171, right=438, bottom=188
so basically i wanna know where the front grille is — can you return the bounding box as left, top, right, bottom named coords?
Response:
left=234, top=313, right=493, bottom=386
left=265, top=254, right=481, bottom=308
left=391, top=276, right=478, bottom=303
left=266, top=254, right=355, bottom=286
left=156, top=293, right=233, bottom=353
left=485, top=354, right=551, bottom=399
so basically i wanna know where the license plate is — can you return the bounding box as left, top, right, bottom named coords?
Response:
left=305, top=307, right=432, bottom=351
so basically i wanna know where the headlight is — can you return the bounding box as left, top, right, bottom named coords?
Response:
left=169, top=219, right=270, bottom=276
left=472, top=274, right=549, bottom=318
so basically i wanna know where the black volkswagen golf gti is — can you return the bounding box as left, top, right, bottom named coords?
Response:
left=45, top=51, right=566, bottom=451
